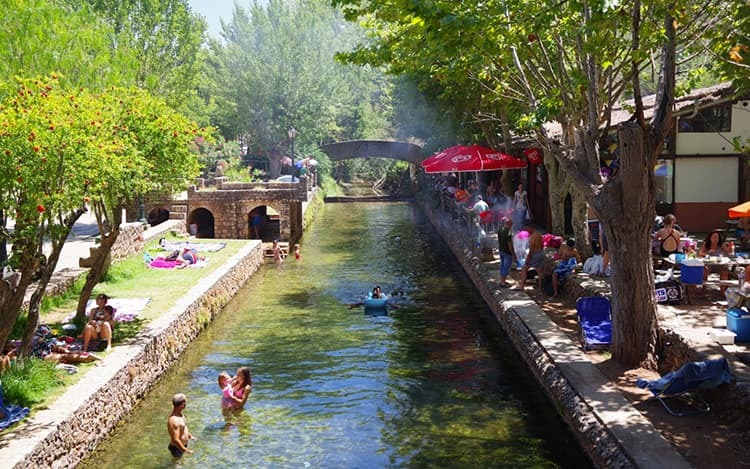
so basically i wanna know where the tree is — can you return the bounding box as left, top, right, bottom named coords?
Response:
left=333, top=0, right=748, bottom=367
left=70, top=0, right=207, bottom=113
left=73, top=88, right=203, bottom=320
left=208, top=0, right=391, bottom=178
left=0, top=76, right=112, bottom=354
left=0, top=0, right=136, bottom=89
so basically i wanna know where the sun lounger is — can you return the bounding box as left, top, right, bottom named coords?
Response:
left=0, top=381, right=30, bottom=431
left=636, top=357, right=734, bottom=416
left=576, top=296, right=612, bottom=351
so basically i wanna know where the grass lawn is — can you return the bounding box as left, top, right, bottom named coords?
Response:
left=2, top=234, right=254, bottom=414
left=42, top=234, right=252, bottom=340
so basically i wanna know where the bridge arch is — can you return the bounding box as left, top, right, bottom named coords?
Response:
left=187, top=207, right=215, bottom=238
left=319, top=140, right=423, bottom=164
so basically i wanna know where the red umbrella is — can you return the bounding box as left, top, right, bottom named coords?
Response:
left=420, top=145, right=463, bottom=169
left=421, top=144, right=526, bottom=173
left=728, top=201, right=750, bottom=218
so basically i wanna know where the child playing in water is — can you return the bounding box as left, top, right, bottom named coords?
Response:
left=218, top=371, right=235, bottom=409
left=294, top=243, right=301, bottom=260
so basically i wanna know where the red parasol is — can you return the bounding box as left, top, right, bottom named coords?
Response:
left=728, top=201, right=750, bottom=218
left=421, top=144, right=526, bottom=173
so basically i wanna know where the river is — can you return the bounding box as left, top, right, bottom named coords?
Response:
left=82, top=202, right=590, bottom=468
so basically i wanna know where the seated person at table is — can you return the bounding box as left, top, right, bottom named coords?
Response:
left=652, top=214, right=682, bottom=256
left=699, top=230, right=731, bottom=286
left=454, top=186, right=471, bottom=205
left=552, top=239, right=581, bottom=297
left=469, top=195, right=489, bottom=216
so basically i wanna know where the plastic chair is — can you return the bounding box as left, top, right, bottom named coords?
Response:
left=576, top=296, right=612, bottom=351
left=636, top=357, right=733, bottom=416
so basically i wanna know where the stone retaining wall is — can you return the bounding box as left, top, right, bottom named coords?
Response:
left=9, top=241, right=264, bottom=469
left=419, top=201, right=634, bottom=469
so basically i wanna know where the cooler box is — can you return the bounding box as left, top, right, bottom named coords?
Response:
left=727, top=308, right=750, bottom=342
left=680, top=259, right=704, bottom=285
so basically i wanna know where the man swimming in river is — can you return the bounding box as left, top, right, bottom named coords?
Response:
left=167, top=393, right=194, bottom=457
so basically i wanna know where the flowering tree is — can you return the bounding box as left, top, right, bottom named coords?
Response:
left=73, top=87, right=203, bottom=321
left=0, top=76, right=113, bottom=353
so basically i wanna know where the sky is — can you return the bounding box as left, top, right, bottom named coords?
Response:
left=188, top=0, right=237, bottom=39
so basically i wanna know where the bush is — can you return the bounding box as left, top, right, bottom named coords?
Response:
left=1, top=358, right=63, bottom=407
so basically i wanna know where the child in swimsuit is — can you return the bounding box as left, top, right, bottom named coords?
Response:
left=218, top=372, right=235, bottom=409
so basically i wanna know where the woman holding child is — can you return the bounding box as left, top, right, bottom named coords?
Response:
left=218, top=367, right=253, bottom=410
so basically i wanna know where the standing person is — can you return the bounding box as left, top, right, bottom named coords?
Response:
left=497, top=218, right=516, bottom=287
left=512, top=183, right=530, bottom=229
left=272, top=240, right=283, bottom=264
left=512, top=223, right=545, bottom=291
left=224, top=367, right=252, bottom=410
left=294, top=243, right=301, bottom=260
left=167, top=393, right=194, bottom=458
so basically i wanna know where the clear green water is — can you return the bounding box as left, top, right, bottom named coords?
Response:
left=82, top=202, right=590, bottom=468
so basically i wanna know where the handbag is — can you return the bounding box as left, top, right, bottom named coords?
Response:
left=2, top=265, right=20, bottom=289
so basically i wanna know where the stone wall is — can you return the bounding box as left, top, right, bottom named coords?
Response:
left=11, top=242, right=264, bottom=469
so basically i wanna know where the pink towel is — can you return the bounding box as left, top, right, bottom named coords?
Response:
left=149, top=259, right=180, bottom=269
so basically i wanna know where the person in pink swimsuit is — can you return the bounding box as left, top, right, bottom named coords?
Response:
left=223, top=367, right=252, bottom=410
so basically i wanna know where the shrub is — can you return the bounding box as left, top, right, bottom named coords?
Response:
left=1, top=358, right=63, bottom=407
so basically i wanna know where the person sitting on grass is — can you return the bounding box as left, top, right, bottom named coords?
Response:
left=33, top=325, right=101, bottom=364
left=82, top=294, right=114, bottom=352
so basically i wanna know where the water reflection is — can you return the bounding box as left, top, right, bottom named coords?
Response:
left=82, top=203, right=589, bottom=468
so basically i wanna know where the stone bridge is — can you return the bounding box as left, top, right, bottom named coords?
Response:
left=319, top=140, right=423, bottom=164
left=143, top=178, right=311, bottom=244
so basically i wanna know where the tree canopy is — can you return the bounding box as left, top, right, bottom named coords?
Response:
left=332, top=0, right=749, bottom=366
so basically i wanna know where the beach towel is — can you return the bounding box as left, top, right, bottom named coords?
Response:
left=0, top=381, right=30, bottom=431
left=64, top=298, right=150, bottom=323
left=149, top=258, right=181, bottom=269
left=158, top=241, right=226, bottom=252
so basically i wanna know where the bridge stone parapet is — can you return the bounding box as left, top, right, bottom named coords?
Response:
left=185, top=177, right=308, bottom=243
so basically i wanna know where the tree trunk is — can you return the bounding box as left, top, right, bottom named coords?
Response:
left=75, top=227, right=119, bottom=321
left=597, top=123, right=658, bottom=369
left=19, top=210, right=82, bottom=356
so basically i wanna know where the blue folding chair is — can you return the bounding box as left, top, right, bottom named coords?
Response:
left=576, top=296, right=612, bottom=351
left=637, top=357, right=734, bottom=416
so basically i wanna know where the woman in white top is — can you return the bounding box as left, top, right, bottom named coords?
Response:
left=512, top=183, right=530, bottom=228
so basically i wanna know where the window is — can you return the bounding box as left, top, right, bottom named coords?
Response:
left=677, top=103, right=731, bottom=133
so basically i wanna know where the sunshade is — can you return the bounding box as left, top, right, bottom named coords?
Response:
left=728, top=201, right=750, bottom=218
left=421, top=144, right=526, bottom=173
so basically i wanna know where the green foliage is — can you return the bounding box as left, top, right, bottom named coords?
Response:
left=0, top=0, right=137, bottom=91
left=1, top=358, right=64, bottom=408
left=208, top=0, right=392, bottom=178
left=71, top=0, right=208, bottom=115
